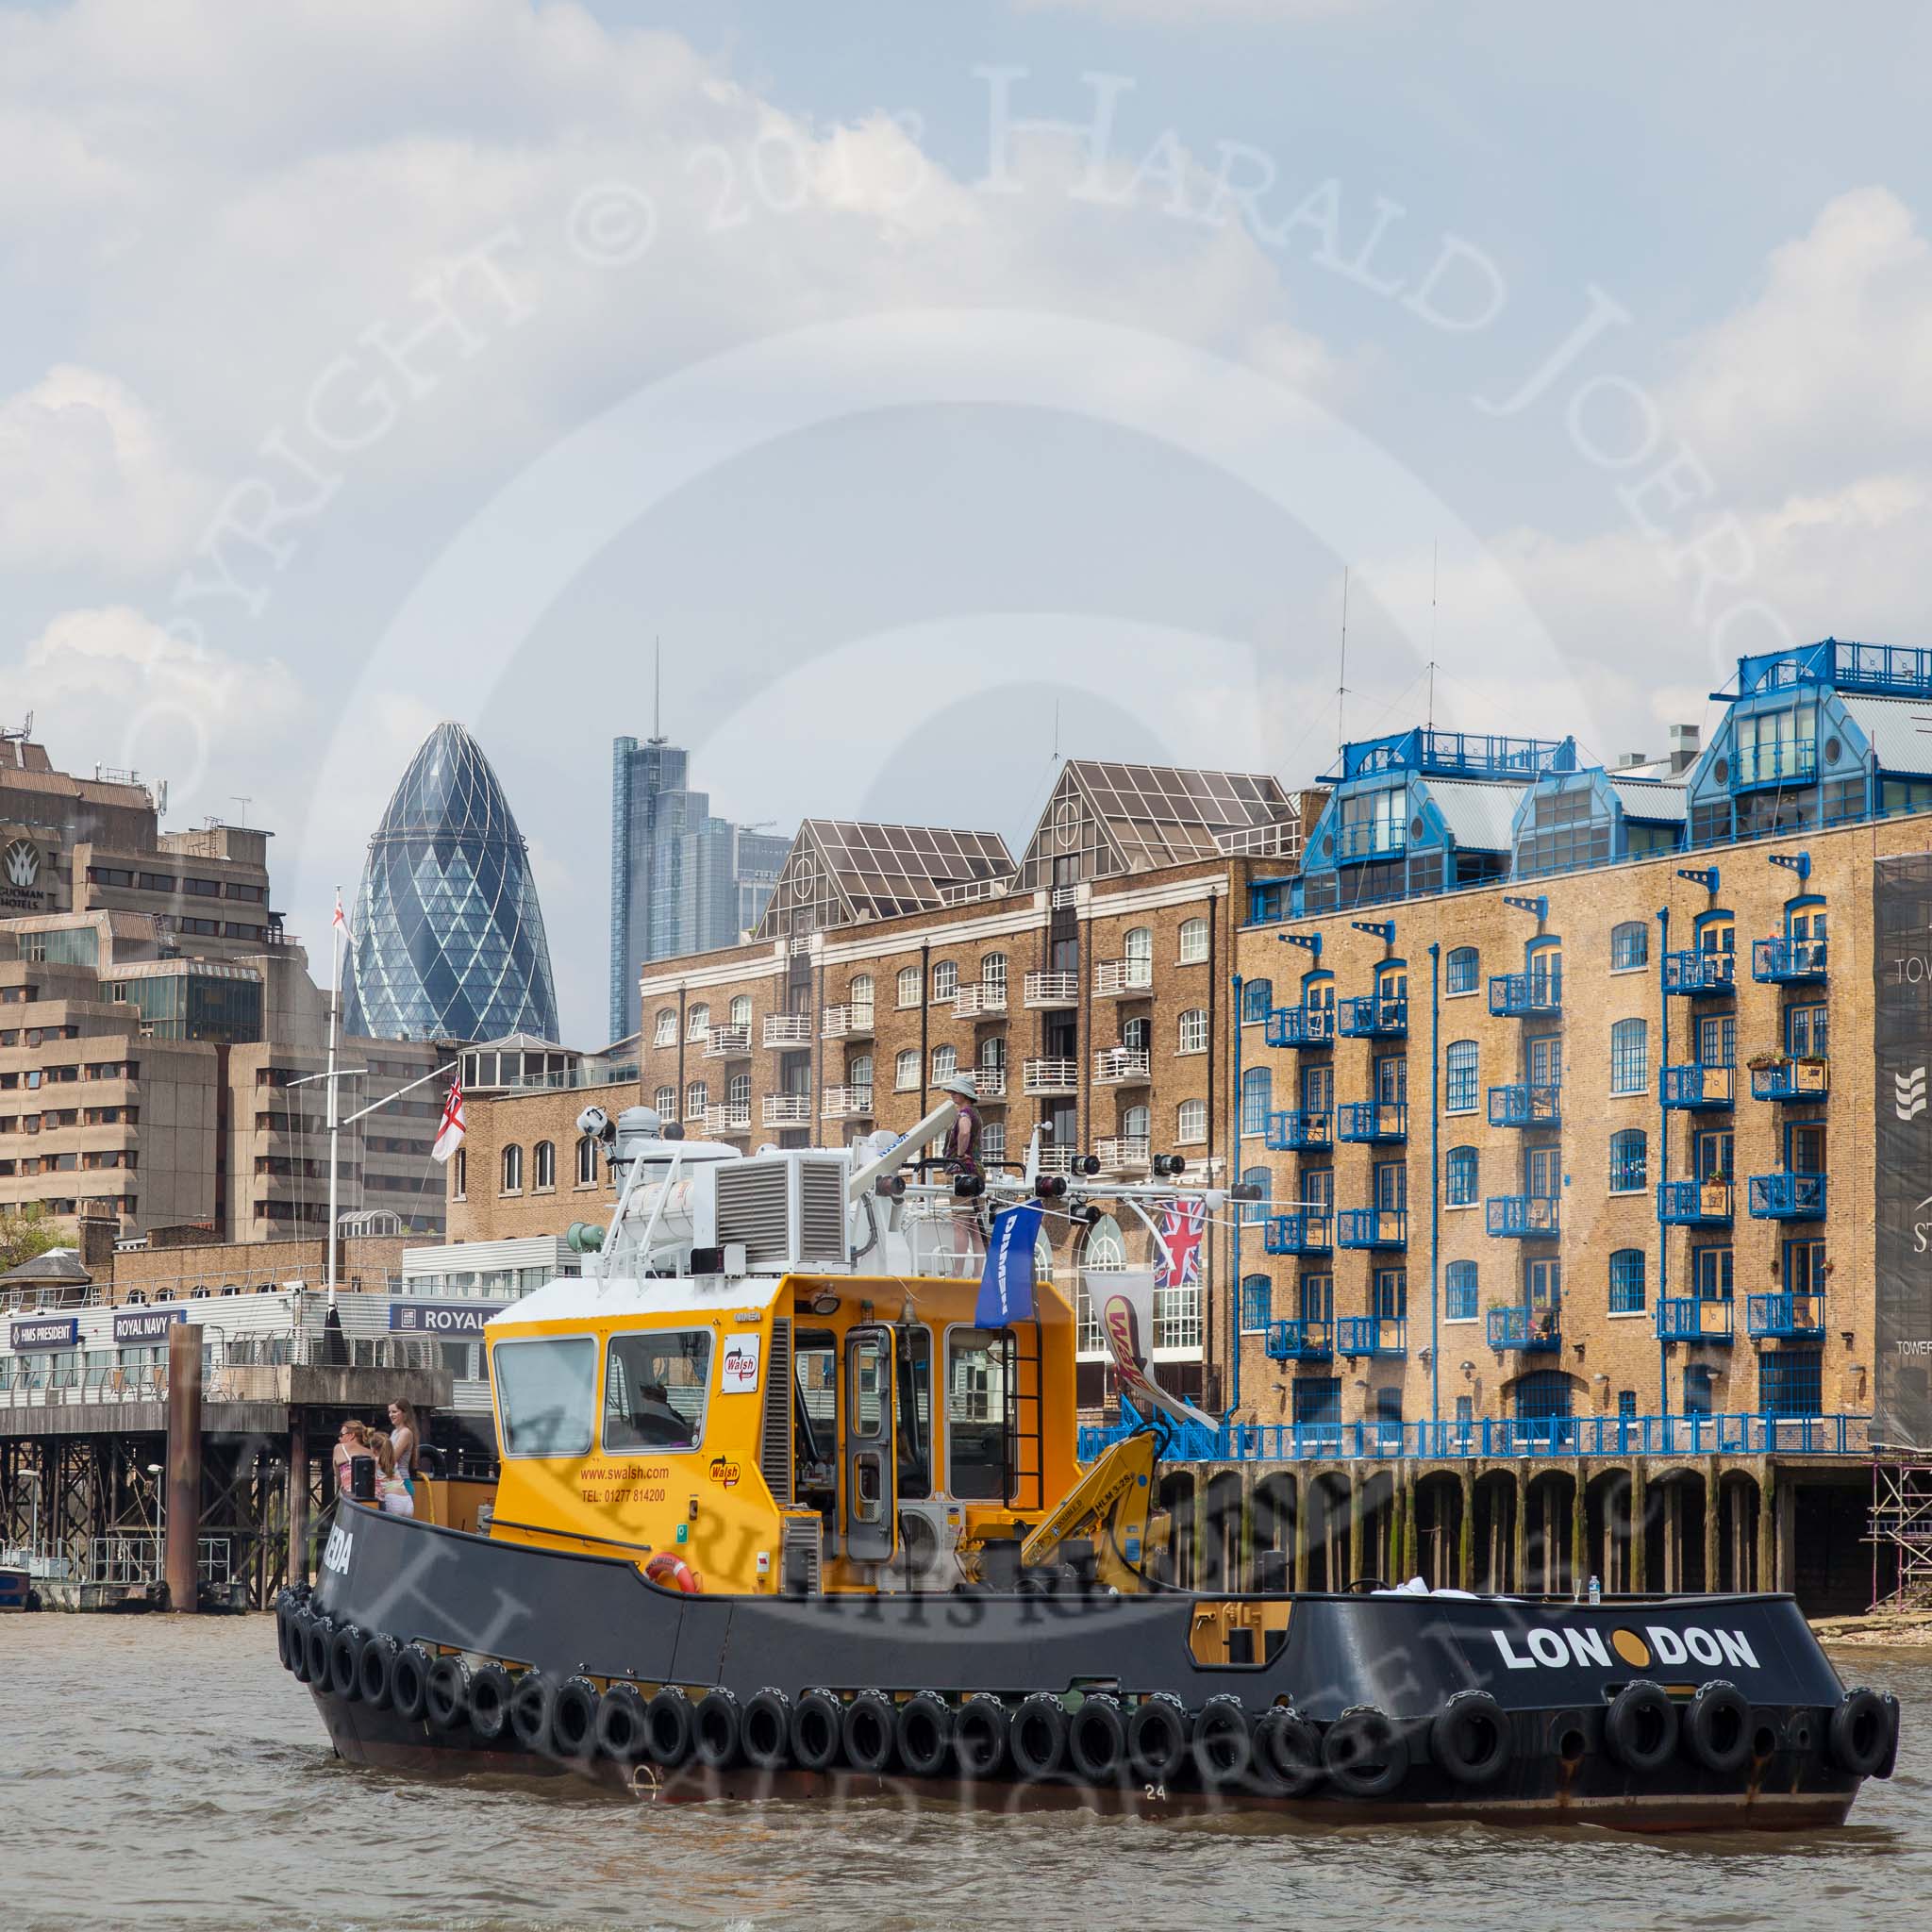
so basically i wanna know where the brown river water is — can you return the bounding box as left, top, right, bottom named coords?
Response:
left=2, top=1616, right=1928, bottom=1932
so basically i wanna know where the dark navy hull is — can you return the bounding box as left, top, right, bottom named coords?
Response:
left=285, top=1501, right=1884, bottom=1830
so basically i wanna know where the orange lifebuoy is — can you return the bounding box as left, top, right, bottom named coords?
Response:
left=646, top=1552, right=704, bottom=1593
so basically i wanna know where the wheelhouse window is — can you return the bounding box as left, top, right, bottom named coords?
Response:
left=947, top=1328, right=1014, bottom=1500
left=493, top=1336, right=596, bottom=1457
left=603, top=1329, right=713, bottom=1452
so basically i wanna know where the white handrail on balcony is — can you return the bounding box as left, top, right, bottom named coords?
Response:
left=971, top=1064, right=1008, bottom=1099
left=821, top=1003, right=874, bottom=1039
left=1092, top=959, right=1155, bottom=998
left=1023, top=1057, right=1080, bottom=1094
left=1036, top=1146, right=1076, bottom=1176
left=704, top=1104, right=752, bottom=1134
left=1092, top=1046, right=1152, bottom=1085
left=763, top=1014, right=814, bottom=1047
left=953, top=982, right=1009, bottom=1017
left=761, top=1094, right=812, bottom=1126
left=821, top=1086, right=874, bottom=1119
left=1050, top=884, right=1080, bottom=908
left=1095, top=1135, right=1152, bottom=1174
left=938, top=874, right=1016, bottom=908
left=1024, top=971, right=1080, bottom=1007
left=702, top=1024, right=750, bottom=1058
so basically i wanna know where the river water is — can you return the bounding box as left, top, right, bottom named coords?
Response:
left=2, top=1616, right=1927, bottom=1932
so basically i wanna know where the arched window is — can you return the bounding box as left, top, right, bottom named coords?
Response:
left=1609, top=1017, right=1647, bottom=1095
left=896, top=967, right=921, bottom=1008
left=500, top=1143, right=523, bottom=1192
left=1240, top=1274, right=1273, bottom=1334
left=1124, top=926, right=1154, bottom=989
left=1445, top=1145, right=1478, bottom=1206
left=978, top=1036, right=1007, bottom=1074
left=1610, top=921, right=1648, bottom=971
left=1178, top=917, right=1209, bottom=964
left=847, top=1056, right=873, bottom=1093
left=1609, top=1248, right=1645, bottom=1313
left=687, top=1002, right=709, bottom=1039
left=1241, top=1162, right=1271, bottom=1225
left=727, top=1071, right=751, bottom=1108
left=1446, top=1259, right=1477, bottom=1321
left=1177, top=1008, right=1208, bottom=1054
left=932, top=1043, right=958, bottom=1083
left=729, top=993, right=752, bottom=1027
left=654, top=1084, right=675, bottom=1116
left=1241, top=976, right=1273, bottom=1023
left=932, top=960, right=958, bottom=1002
left=981, top=1120, right=1007, bottom=1168
left=1445, top=1041, right=1478, bottom=1113
left=1514, top=1370, right=1573, bottom=1420
left=979, top=951, right=1007, bottom=992
left=532, top=1141, right=555, bottom=1190
left=1176, top=1098, right=1208, bottom=1144
left=684, top=1079, right=707, bottom=1118
left=1241, top=1066, right=1271, bottom=1135
left=1609, top=1129, right=1647, bottom=1193
left=1076, top=1213, right=1127, bottom=1351
left=1445, top=946, right=1479, bottom=995
left=894, top=1049, right=920, bottom=1091
left=1123, top=1014, right=1151, bottom=1053
left=1124, top=1102, right=1151, bottom=1141
left=575, top=1136, right=597, bottom=1186
left=653, top=1008, right=676, bottom=1047
left=850, top=973, right=874, bottom=1011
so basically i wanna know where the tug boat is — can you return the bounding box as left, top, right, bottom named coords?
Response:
left=280, top=1100, right=1898, bottom=1827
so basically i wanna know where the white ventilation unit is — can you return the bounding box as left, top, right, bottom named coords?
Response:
left=708, top=1152, right=851, bottom=1273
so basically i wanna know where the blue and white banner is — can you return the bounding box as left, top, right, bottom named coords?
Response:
left=112, top=1308, right=185, bottom=1344
left=974, top=1202, right=1043, bottom=1327
left=10, top=1317, right=78, bottom=1352
left=389, top=1301, right=508, bottom=1336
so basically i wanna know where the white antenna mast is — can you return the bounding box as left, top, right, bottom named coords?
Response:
left=1336, top=566, right=1350, bottom=758
left=1427, top=540, right=1439, bottom=731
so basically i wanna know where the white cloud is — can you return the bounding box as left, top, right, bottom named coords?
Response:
left=1013, top=0, right=1374, bottom=19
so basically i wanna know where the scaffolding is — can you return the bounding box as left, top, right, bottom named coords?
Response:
left=1868, top=1460, right=1932, bottom=1607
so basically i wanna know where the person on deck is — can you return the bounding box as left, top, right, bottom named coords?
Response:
left=938, top=1072, right=984, bottom=1180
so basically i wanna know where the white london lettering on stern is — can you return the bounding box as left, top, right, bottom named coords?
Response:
left=1564, top=1626, right=1611, bottom=1669
left=1526, top=1629, right=1569, bottom=1667
left=1492, top=1630, right=1537, bottom=1670
left=1646, top=1625, right=1689, bottom=1665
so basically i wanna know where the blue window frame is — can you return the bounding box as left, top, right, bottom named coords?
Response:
left=1374, top=1160, right=1406, bottom=1213
left=1445, top=1145, right=1478, bottom=1207
left=1301, top=1062, right=1333, bottom=1111
left=1610, top=921, right=1648, bottom=971
left=1240, top=1066, right=1272, bottom=1136
left=1241, top=977, right=1273, bottom=1024
left=1250, top=881, right=1291, bottom=924
left=1618, top=1390, right=1638, bottom=1420
left=1299, top=1273, right=1333, bottom=1322
left=1446, top=946, right=1479, bottom=994
left=1446, top=1259, right=1477, bottom=1321
left=1515, top=1370, right=1573, bottom=1420
left=1374, top=1267, right=1407, bottom=1319
left=1374, top=1386, right=1403, bottom=1425
left=1445, top=1040, right=1478, bottom=1113
left=1785, top=1238, right=1824, bottom=1293
left=1692, top=1245, right=1734, bottom=1299
left=1456, top=1393, right=1474, bottom=1429
left=1608, top=1247, right=1645, bottom=1313
left=1239, top=1274, right=1272, bottom=1334
left=1760, top=1347, right=1823, bottom=1419
left=1293, top=1376, right=1341, bottom=1426
left=1241, top=1163, right=1272, bottom=1225
left=1609, top=1129, right=1646, bottom=1193
left=1789, top=1001, right=1827, bottom=1058
left=1609, top=1017, right=1647, bottom=1095
left=1683, top=1364, right=1715, bottom=1416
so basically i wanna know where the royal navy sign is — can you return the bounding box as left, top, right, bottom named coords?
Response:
left=1875, top=855, right=1932, bottom=1451
left=389, top=1302, right=507, bottom=1337
left=10, top=1317, right=78, bottom=1351
left=113, top=1308, right=185, bottom=1344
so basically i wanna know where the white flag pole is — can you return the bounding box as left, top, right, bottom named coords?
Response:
left=326, top=887, right=342, bottom=1291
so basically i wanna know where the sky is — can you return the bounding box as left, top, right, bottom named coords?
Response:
left=6, top=0, right=1932, bottom=1043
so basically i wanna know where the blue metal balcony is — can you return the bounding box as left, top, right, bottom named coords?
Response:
left=1336, top=1314, right=1407, bottom=1357
left=1337, top=1207, right=1407, bottom=1250
left=1732, top=738, right=1817, bottom=790
left=1747, top=1291, right=1826, bottom=1340
left=1657, top=1179, right=1734, bottom=1224
left=1263, top=1318, right=1333, bottom=1362
left=1265, top=1005, right=1335, bottom=1049
left=1263, top=1108, right=1332, bottom=1151
left=1752, top=936, right=1828, bottom=984
left=1485, top=1194, right=1560, bottom=1239
left=1657, top=1296, right=1735, bottom=1344
left=1662, top=949, right=1737, bottom=995
left=1487, top=1303, right=1562, bottom=1353
left=1337, top=993, right=1407, bottom=1039
left=1337, top=1101, right=1407, bottom=1143
left=1262, top=1210, right=1332, bottom=1256
left=1748, top=1171, right=1827, bottom=1220
left=1661, top=1062, right=1735, bottom=1109
left=1487, top=1081, right=1561, bottom=1129
left=1335, top=819, right=1406, bottom=863
left=1489, top=970, right=1562, bottom=1018
left=1749, top=1058, right=1829, bottom=1103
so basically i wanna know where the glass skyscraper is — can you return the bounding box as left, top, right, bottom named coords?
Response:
left=608, top=734, right=790, bottom=1041
left=344, top=722, right=560, bottom=1044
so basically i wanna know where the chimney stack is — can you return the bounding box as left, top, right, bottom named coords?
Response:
left=1667, top=723, right=1700, bottom=774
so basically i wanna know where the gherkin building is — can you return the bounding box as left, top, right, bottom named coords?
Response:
left=341, top=722, right=560, bottom=1043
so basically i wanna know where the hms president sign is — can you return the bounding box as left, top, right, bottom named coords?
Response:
left=1875, top=854, right=1932, bottom=1451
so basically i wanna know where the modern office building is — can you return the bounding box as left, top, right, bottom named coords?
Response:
left=343, top=722, right=559, bottom=1045
left=608, top=732, right=790, bottom=1041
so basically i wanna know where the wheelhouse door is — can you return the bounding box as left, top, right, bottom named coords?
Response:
left=843, top=1324, right=897, bottom=1563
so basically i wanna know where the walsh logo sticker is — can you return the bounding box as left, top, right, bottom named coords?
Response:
left=1491, top=1623, right=1758, bottom=1672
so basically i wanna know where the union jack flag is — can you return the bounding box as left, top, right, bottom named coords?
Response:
left=1154, top=1195, right=1207, bottom=1290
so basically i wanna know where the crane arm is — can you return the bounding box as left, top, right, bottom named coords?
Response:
left=1018, top=1429, right=1159, bottom=1590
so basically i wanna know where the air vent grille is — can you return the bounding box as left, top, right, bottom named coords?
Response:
left=781, top=1514, right=822, bottom=1594
left=760, top=1317, right=792, bottom=1507
left=714, top=1161, right=792, bottom=1268
left=799, top=1160, right=848, bottom=1267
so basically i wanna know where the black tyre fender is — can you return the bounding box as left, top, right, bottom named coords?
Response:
left=693, top=1688, right=742, bottom=1769
left=952, top=1696, right=1008, bottom=1779
left=508, top=1672, right=554, bottom=1753
left=391, top=1643, right=432, bottom=1724
left=303, top=1615, right=332, bottom=1689
left=1430, top=1690, right=1511, bottom=1787
left=1829, top=1687, right=1895, bottom=1778
left=1009, top=1691, right=1069, bottom=1781
left=1321, top=1705, right=1410, bottom=1799
left=553, top=1676, right=601, bottom=1759
left=1683, top=1678, right=1752, bottom=1775
left=894, top=1690, right=953, bottom=1778
left=1253, top=1707, right=1324, bottom=1795
left=288, top=1607, right=314, bottom=1684
left=356, top=1633, right=398, bottom=1713
left=1066, top=1692, right=1126, bottom=1785
left=275, top=1603, right=294, bottom=1671
left=790, top=1689, right=843, bottom=1773
left=594, top=1683, right=648, bottom=1763
left=1125, top=1692, right=1189, bottom=1786
left=425, top=1655, right=471, bottom=1733
left=327, top=1624, right=365, bottom=1702
left=1191, top=1694, right=1253, bottom=1786
left=741, top=1689, right=793, bottom=1773
left=842, top=1690, right=897, bottom=1774
left=645, top=1685, right=693, bottom=1768
left=467, top=1663, right=514, bottom=1743
left=1604, top=1679, right=1677, bottom=1774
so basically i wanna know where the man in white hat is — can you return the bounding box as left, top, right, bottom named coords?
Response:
left=938, top=1071, right=983, bottom=1180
